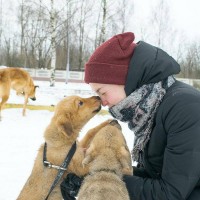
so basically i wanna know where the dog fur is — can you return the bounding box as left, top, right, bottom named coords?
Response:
left=17, top=95, right=103, bottom=200
left=0, top=67, right=38, bottom=120
left=77, top=120, right=132, bottom=200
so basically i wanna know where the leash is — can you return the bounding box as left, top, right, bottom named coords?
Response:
left=43, top=141, right=77, bottom=200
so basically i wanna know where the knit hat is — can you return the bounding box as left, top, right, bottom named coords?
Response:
left=84, top=32, right=137, bottom=85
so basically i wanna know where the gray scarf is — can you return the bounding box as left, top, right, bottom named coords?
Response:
left=109, top=76, right=175, bottom=162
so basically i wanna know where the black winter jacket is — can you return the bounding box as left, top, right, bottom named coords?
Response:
left=123, top=42, right=200, bottom=200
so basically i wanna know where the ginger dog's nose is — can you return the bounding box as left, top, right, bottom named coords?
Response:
left=30, top=97, right=36, bottom=101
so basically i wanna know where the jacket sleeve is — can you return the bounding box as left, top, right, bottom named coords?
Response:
left=123, top=94, right=200, bottom=200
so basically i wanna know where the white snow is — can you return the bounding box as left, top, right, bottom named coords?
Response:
left=0, top=81, right=134, bottom=200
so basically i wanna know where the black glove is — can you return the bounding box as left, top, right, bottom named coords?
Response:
left=60, top=173, right=83, bottom=200
left=123, top=167, right=150, bottom=200
left=132, top=166, right=150, bottom=178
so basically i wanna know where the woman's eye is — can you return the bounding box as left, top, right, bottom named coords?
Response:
left=101, top=92, right=105, bottom=96
left=78, top=101, right=83, bottom=106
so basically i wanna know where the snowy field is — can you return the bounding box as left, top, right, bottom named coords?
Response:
left=0, top=81, right=133, bottom=200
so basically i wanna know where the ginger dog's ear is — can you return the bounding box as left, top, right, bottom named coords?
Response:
left=59, top=121, right=73, bottom=136
left=56, top=115, right=73, bottom=136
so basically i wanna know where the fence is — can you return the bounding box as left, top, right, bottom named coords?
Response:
left=176, top=78, right=200, bottom=89
left=23, top=68, right=200, bottom=89
left=24, top=68, right=85, bottom=82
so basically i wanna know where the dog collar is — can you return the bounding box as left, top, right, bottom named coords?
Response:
left=43, top=141, right=77, bottom=200
left=89, top=168, right=118, bottom=176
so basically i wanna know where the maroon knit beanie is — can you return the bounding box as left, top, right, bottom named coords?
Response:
left=84, top=32, right=137, bottom=85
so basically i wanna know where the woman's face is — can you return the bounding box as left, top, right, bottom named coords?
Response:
left=89, top=83, right=126, bottom=107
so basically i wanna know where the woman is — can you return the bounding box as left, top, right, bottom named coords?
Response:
left=61, top=32, right=200, bottom=200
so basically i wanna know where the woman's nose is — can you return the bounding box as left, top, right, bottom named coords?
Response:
left=101, top=99, right=108, bottom=106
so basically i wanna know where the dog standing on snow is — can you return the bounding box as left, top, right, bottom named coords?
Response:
left=0, top=67, right=38, bottom=120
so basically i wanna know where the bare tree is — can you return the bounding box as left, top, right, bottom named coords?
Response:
left=76, top=0, right=94, bottom=70
left=99, top=0, right=107, bottom=43
left=119, top=0, right=126, bottom=33
left=180, top=42, right=200, bottom=79
left=148, top=0, right=177, bottom=52
left=3, top=0, right=189, bottom=78
left=0, top=0, right=2, bottom=63
left=17, top=0, right=51, bottom=69
left=19, top=0, right=32, bottom=67
left=94, top=0, right=122, bottom=47
left=115, top=0, right=133, bottom=33
left=4, top=38, right=11, bottom=66
left=65, top=0, right=71, bottom=83
left=49, top=0, right=56, bottom=86
left=20, top=0, right=25, bottom=57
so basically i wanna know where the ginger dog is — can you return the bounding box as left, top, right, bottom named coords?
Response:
left=17, top=96, right=103, bottom=200
left=77, top=120, right=132, bottom=200
left=0, top=67, right=38, bottom=120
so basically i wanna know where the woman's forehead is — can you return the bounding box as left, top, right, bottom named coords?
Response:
left=89, top=83, right=107, bottom=91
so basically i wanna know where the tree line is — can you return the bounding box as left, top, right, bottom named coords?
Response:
left=0, top=0, right=200, bottom=85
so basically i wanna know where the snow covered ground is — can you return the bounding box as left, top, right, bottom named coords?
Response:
left=0, top=81, right=133, bottom=200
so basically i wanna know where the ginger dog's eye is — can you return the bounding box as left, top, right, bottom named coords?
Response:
left=78, top=101, right=83, bottom=106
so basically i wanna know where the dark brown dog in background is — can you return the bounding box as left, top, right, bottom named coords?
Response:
left=0, top=67, right=38, bottom=120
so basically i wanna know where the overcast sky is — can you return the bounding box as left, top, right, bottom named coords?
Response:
left=1, top=0, right=200, bottom=43
left=169, top=0, right=200, bottom=38
left=133, top=0, right=200, bottom=40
